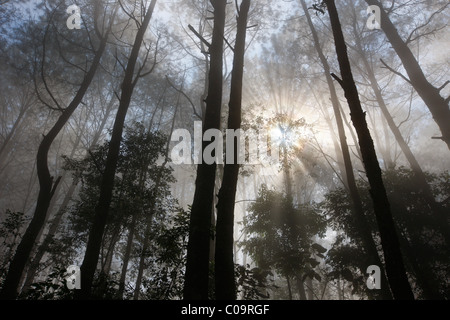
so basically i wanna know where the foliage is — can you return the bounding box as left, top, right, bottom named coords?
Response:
left=139, top=208, right=190, bottom=300
left=322, top=167, right=450, bottom=299
left=240, top=184, right=327, bottom=288
left=19, top=266, right=75, bottom=300
left=236, top=264, right=275, bottom=300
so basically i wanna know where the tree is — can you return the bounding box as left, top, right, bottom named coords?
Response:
left=77, top=0, right=158, bottom=299
left=323, top=167, right=449, bottom=299
left=63, top=123, right=174, bottom=298
left=346, top=3, right=450, bottom=249
left=299, top=0, right=392, bottom=299
left=215, top=0, right=251, bottom=300
left=240, top=185, right=326, bottom=300
left=364, top=0, right=450, bottom=149
left=323, top=0, right=414, bottom=299
left=0, top=1, right=116, bottom=299
left=183, top=0, right=227, bottom=300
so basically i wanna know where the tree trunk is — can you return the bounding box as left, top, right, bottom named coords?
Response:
left=76, top=0, right=157, bottom=299
left=364, top=0, right=450, bottom=150
left=301, top=0, right=392, bottom=299
left=183, top=0, right=227, bottom=300
left=117, top=212, right=137, bottom=300
left=21, top=95, right=116, bottom=293
left=352, top=34, right=450, bottom=248
left=306, top=276, right=314, bottom=300
left=324, top=0, right=414, bottom=300
left=0, top=15, right=111, bottom=300
left=96, top=222, right=121, bottom=297
left=215, top=0, right=250, bottom=301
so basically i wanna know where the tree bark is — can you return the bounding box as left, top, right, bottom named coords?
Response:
left=214, top=0, right=250, bottom=301
left=364, top=0, right=450, bottom=150
left=300, top=0, right=392, bottom=299
left=0, top=14, right=111, bottom=300
left=76, top=0, right=157, bottom=299
left=183, top=0, right=227, bottom=300
left=324, top=0, right=414, bottom=300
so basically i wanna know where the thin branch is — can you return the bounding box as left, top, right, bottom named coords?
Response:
left=188, top=24, right=211, bottom=48
left=330, top=72, right=344, bottom=89
left=437, top=80, right=449, bottom=92
left=40, top=20, right=63, bottom=111
left=88, top=149, right=104, bottom=175
left=380, top=59, right=411, bottom=84
left=405, top=4, right=449, bottom=45
left=224, top=36, right=235, bottom=52
left=165, top=75, right=202, bottom=120
left=49, top=176, right=62, bottom=200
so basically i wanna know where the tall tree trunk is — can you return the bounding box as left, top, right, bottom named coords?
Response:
left=364, top=0, right=450, bottom=149
left=324, top=0, right=414, bottom=300
left=0, top=14, right=111, bottom=300
left=77, top=0, right=157, bottom=299
left=300, top=0, right=392, bottom=299
left=215, top=0, right=250, bottom=301
left=183, top=0, right=227, bottom=300
left=21, top=95, right=116, bottom=293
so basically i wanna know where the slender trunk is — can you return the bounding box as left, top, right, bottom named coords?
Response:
left=21, top=97, right=116, bottom=292
left=132, top=217, right=152, bottom=300
left=183, top=0, right=227, bottom=300
left=286, top=276, right=293, bottom=300
left=117, top=212, right=137, bottom=299
left=296, top=275, right=307, bottom=300
left=364, top=0, right=450, bottom=149
left=324, top=0, right=414, bottom=300
left=96, top=223, right=121, bottom=297
left=0, top=16, right=111, bottom=300
left=77, top=1, right=157, bottom=299
left=306, top=276, right=314, bottom=300
left=215, top=0, right=250, bottom=301
left=301, top=0, right=392, bottom=299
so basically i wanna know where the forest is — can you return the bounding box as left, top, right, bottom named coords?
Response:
left=0, top=0, right=448, bottom=301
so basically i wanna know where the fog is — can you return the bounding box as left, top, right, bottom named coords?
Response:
left=0, top=0, right=448, bottom=301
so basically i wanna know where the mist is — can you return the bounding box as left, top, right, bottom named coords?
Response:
left=0, top=0, right=448, bottom=302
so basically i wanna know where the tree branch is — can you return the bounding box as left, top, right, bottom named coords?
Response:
left=405, top=3, right=449, bottom=45
left=188, top=24, right=211, bottom=48
left=438, top=80, right=449, bottom=92
left=165, top=75, right=202, bottom=120
left=380, top=59, right=411, bottom=85
left=330, top=72, right=344, bottom=89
